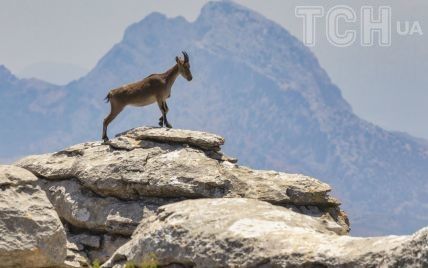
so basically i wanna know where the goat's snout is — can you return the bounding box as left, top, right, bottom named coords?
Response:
left=187, top=75, right=193, bottom=81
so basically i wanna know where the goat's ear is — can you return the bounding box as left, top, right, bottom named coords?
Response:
left=175, top=56, right=180, bottom=63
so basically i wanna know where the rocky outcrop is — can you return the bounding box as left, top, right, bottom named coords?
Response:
left=10, top=127, right=349, bottom=266
left=104, top=198, right=428, bottom=268
left=0, top=165, right=67, bottom=268
left=6, top=126, right=426, bottom=267
left=16, top=127, right=348, bottom=233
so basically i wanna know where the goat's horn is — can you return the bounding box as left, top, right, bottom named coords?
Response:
left=182, top=51, right=189, bottom=62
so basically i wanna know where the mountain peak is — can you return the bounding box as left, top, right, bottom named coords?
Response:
left=121, top=11, right=189, bottom=50
left=122, top=12, right=167, bottom=40
left=198, top=0, right=266, bottom=25
left=142, top=11, right=167, bottom=22
left=200, top=0, right=252, bottom=16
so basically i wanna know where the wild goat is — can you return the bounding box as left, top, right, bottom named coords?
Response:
left=102, top=52, right=193, bottom=142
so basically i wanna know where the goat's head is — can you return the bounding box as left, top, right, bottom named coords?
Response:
left=176, top=51, right=192, bottom=81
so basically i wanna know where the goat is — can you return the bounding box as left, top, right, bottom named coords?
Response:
left=102, top=51, right=193, bottom=142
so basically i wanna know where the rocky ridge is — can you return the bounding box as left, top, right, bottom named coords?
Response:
left=0, top=127, right=425, bottom=267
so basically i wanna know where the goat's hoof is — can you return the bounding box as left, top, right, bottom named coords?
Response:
left=158, top=122, right=164, bottom=127
left=102, top=137, right=109, bottom=143
left=166, top=123, right=173, bottom=128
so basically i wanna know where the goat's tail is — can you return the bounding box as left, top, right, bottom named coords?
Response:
left=104, top=92, right=112, bottom=103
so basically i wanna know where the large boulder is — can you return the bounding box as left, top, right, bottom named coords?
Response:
left=16, top=127, right=349, bottom=235
left=103, top=198, right=428, bottom=268
left=0, top=165, right=67, bottom=267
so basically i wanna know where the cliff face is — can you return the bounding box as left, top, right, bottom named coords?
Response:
left=0, top=127, right=426, bottom=267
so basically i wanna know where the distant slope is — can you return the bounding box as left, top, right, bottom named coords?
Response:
left=18, top=61, right=88, bottom=85
left=0, top=65, right=71, bottom=160
left=1, top=1, right=428, bottom=235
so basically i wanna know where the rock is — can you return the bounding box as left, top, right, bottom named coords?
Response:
left=61, top=241, right=91, bottom=268
left=60, top=227, right=93, bottom=268
left=103, top=198, right=428, bottom=268
left=42, top=179, right=173, bottom=236
left=88, top=235, right=130, bottom=264
left=0, top=164, right=37, bottom=186
left=0, top=165, right=67, bottom=268
left=70, top=233, right=101, bottom=249
left=118, top=126, right=225, bottom=151
left=221, top=162, right=340, bottom=206
left=9, top=127, right=428, bottom=267
left=16, top=127, right=348, bottom=233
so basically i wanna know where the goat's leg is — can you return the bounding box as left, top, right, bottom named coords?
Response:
left=158, top=115, right=164, bottom=127
left=102, top=101, right=124, bottom=142
left=157, top=100, right=172, bottom=128
left=163, top=101, right=172, bottom=128
left=157, top=100, right=164, bottom=127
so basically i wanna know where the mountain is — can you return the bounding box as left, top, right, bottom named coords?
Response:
left=0, top=65, right=70, bottom=162
left=18, top=61, right=88, bottom=85
left=1, top=1, right=428, bottom=235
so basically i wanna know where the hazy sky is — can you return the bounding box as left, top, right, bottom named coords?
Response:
left=0, top=0, right=427, bottom=139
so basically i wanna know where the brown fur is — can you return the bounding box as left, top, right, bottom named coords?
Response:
left=102, top=52, right=192, bottom=141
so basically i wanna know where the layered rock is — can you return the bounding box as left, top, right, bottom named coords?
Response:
left=39, top=179, right=170, bottom=236
left=16, top=127, right=348, bottom=233
left=11, top=127, right=350, bottom=266
left=5, top=126, right=428, bottom=267
left=104, top=198, right=428, bottom=268
left=0, top=165, right=67, bottom=268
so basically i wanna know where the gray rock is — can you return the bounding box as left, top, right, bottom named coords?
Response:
left=88, top=235, right=130, bottom=264
left=16, top=127, right=347, bottom=233
left=220, top=162, right=340, bottom=206
left=0, top=164, right=38, bottom=186
left=61, top=240, right=91, bottom=268
left=118, top=126, right=225, bottom=151
left=42, top=179, right=170, bottom=236
left=0, top=165, right=67, bottom=268
left=9, top=127, right=427, bottom=267
left=70, top=233, right=101, bottom=249
left=103, top=198, right=428, bottom=268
